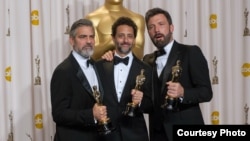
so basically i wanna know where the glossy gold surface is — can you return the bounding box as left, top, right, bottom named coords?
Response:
left=85, top=0, right=145, bottom=60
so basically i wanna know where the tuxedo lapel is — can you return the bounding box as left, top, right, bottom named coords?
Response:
left=103, top=61, right=119, bottom=102
left=69, top=54, right=94, bottom=98
left=160, top=42, right=181, bottom=94
left=92, top=64, right=105, bottom=98
left=120, top=57, right=141, bottom=104
left=76, top=69, right=93, bottom=94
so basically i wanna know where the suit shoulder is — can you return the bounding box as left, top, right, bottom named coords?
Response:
left=176, top=42, right=201, bottom=53
left=54, top=57, right=72, bottom=71
left=134, top=57, right=152, bottom=70
left=184, top=44, right=203, bottom=54
left=177, top=41, right=200, bottom=49
left=143, top=52, right=155, bottom=60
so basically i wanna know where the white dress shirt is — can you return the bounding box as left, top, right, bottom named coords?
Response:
left=156, top=40, right=174, bottom=77
left=72, top=50, right=99, bottom=91
left=114, top=52, right=133, bottom=102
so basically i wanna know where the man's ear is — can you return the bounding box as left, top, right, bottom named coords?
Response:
left=170, top=24, right=174, bottom=33
left=69, top=37, right=74, bottom=46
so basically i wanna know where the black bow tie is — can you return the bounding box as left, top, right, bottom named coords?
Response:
left=114, top=56, right=129, bottom=65
left=155, top=49, right=166, bottom=57
left=87, top=59, right=94, bottom=67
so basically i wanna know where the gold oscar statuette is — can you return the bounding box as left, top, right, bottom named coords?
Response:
left=244, top=8, right=250, bottom=36
left=34, top=55, right=41, bottom=85
left=244, top=104, right=249, bottom=125
left=7, top=111, right=13, bottom=141
left=184, top=11, right=188, bottom=37
left=6, top=9, right=10, bottom=36
left=161, top=60, right=182, bottom=111
left=123, top=69, right=146, bottom=117
left=212, top=56, right=218, bottom=84
left=64, top=4, right=70, bottom=34
left=92, top=85, right=115, bottom=135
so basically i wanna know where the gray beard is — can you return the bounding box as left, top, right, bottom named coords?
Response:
left=79, top=49, right=93, bottom=58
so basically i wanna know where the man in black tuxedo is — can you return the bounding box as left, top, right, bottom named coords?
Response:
left=102, top=8, right=213, bottom=141
left=143, top=8, right=213, bottom=141
left=95, top=17, right=153, bottom=141
left=50, top=19, right=107, bottom=141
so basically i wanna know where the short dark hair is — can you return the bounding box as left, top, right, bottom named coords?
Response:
left=145, top=8, right=173, bottom=28
left=111, top=16, right=138, bottom=37
left=69, top=19, right=94, bottom=37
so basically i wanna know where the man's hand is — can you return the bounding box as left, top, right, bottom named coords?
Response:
left=131, top=89, right=143, bottom=105
left=166, top=81, right=184, bottom=98
left=93, top=103, right=107, bottom=121
left=101, top=50, right=114, bottom=61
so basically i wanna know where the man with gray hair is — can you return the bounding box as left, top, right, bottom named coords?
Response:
left=50, top=19, right=106, bottom=141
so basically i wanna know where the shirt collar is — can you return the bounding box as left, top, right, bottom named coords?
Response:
left=164, top=40, right=174, bottom=54
left=72, top=50, right=90, bottom=68
left=114, top=51, right=133, bottom=66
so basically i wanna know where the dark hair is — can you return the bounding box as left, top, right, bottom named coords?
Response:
left=111, top=16, right=138, bottom=37
left=145, top=8, right=173, bottom=28
left=69, top=19, right=94, bottom=37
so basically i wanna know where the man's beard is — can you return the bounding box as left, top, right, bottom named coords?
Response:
left=116, top=43, right=132, bottom=55
left=75, top=46, right=93, bottom=58
left=80, top=49, right=93, bottom=58
left=152, top=32, right=172, bottom=49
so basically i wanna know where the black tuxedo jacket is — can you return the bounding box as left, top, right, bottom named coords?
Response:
left=143, top=41, right=213, bottom=141
left=95, top=54, right=153, bottom=141
left=50, top=52, right=103, bottom=141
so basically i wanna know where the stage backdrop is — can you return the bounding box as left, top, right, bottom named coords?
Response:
left=0, top=0, right=250, bottom=140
